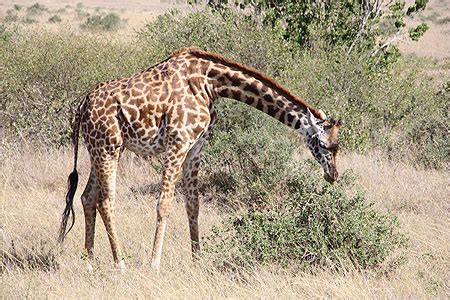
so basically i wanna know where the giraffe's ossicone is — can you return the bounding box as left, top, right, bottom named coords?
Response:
left=58, top=47, right=342, bottom=271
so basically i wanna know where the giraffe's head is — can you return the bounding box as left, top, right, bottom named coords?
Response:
left=305, top=109, right=342, bottom=184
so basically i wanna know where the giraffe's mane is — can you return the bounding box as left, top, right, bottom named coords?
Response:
left=171, top=47, right=326, bottom=120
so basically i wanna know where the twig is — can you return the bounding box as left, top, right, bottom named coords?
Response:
left=371, top=29, right=401, bottom=57
left=348, top=0, right=384, bottom=55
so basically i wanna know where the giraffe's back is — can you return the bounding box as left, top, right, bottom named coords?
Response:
left=78, top=53, right=210, bottom=157
left=78, top=51, right=216, bottom=155
left=79, top=71, right=167, bottom=156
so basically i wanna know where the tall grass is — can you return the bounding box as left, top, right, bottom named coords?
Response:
left=1, top=146, right=448, bottom=297
left=80, top=13, right=123, bottom=31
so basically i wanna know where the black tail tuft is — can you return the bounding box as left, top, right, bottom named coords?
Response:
left=58, top=99, right=82, bottom=243
left=58, top=169, right=79, bottom=243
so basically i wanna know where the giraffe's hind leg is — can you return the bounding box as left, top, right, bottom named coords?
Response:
left=81, top=167, right=97, bottom=260
left=92, top=147, right=125, bottom=268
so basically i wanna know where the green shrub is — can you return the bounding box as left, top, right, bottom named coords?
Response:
left=21, top=16, right=37, bottom=24
left=202, top=101, right=296, bottom=208
left=26, top=3, right=47, bottom=15
left=80, top=13, right=122, bottom=31
left=1, top=10, right=446, bottom=169
left=4, top=13, right=18, bottom=23
left=75, top=8, right=89, bottom=18
left=204, top=162, right=408, bottom=271
left=436, top=16, right=450, bottom=24
left=137, top=10, right=292, bottom=72
left=0, top=24, right=13, bottom=41
left=48, top=15, right=62, bottom=23
left=409, top=23, right=429, bottom=41
left=275, top=49, right=447, bottom=168
left=0, top=28, right=146, bottom=145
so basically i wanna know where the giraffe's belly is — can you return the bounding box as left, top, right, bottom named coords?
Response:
left=123, top=126, right=166, bottom=156
left=121, top=111, right=167, bottom=157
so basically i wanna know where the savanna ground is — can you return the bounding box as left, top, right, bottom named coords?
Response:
left=1, top=0, right=449, bottom=298
left=2, top=147, right=448, bottom=298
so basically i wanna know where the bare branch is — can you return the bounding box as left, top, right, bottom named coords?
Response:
left=348, top=0, right=382, bottom=54
left=371, top=29, right=402, bottom=57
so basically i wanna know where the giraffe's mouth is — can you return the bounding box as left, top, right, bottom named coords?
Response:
left=324, top=169, right=338, bottom=184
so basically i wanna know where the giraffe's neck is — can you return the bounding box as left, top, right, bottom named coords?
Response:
left=204, top=62, right=318, bottom=136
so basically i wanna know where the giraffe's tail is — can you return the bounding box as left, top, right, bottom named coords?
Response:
left=58, top=101, right=82, bottom=243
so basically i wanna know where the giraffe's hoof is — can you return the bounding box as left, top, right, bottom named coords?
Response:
left=117, top=259, right=126, bottom=273
left=150, top=260, right=160, bottom=274
left=86, top=261, right=94, bottom=273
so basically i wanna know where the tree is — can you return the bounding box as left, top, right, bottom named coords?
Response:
left=190, top=0, right=429, bottom=64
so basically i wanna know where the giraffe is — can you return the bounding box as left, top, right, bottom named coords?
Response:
left=58, top=47, right=342, bottom=271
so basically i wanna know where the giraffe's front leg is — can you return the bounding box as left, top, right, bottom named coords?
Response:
left=182, top=141, right=204, bottom=257
left=182, top=105, right=216, bottom=258
left=150, top=134, right=192, bottom=272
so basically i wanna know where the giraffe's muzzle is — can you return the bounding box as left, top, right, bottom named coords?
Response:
left=324, top=168, right=338, bottom=184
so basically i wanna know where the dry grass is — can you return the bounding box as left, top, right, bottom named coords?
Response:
left=1, top=144, right=448, bottom=298
left=0, top=0, right=189, bottom=38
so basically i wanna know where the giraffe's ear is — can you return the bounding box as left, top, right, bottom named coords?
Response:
left=307, top=108, right=321, bottom=135
left=306, top=108, right=316, bottom=125
left=333, top=119, right=343, bottom=128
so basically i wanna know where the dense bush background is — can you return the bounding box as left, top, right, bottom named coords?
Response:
left=1, top=10, right=446, bottom=168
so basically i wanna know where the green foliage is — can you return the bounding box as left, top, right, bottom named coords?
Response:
left=389, top=1, right=406, bottom=29
left=203, top=101, right=295, bottom=208
left=75, top=8, right=89, bottom=18
left=436, top=16, right=450, bottom=24
left=1, top=10, right=446, bottom=169
left=407, top=0, right=429, bottom=16
left=21, top=16, right=37, bottom=24
left=0, top=24, right=13, bottom=42
left=26, top=3, right=47, bottom=15
left=274, top=48, right=446, bottom=168
left=56, top=8, right=67, bottom=14
left=191, top=0, right=433, bottom=68
left=195, top=0, right=378, bottom=50
left=137, top=9, right=292, bottom=71
left=397, top=78, right=448, bottom=168
left=0, top=28, right=145, bottom=145
left=409, top=23, right=429, bottom=41
left=194, top=1, right=429, bottom=54
left=80, top=13, right=122, bottom=31
left=4, top=11, right=18, bottom=23
left=204, top=162, right=407, bottom=270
